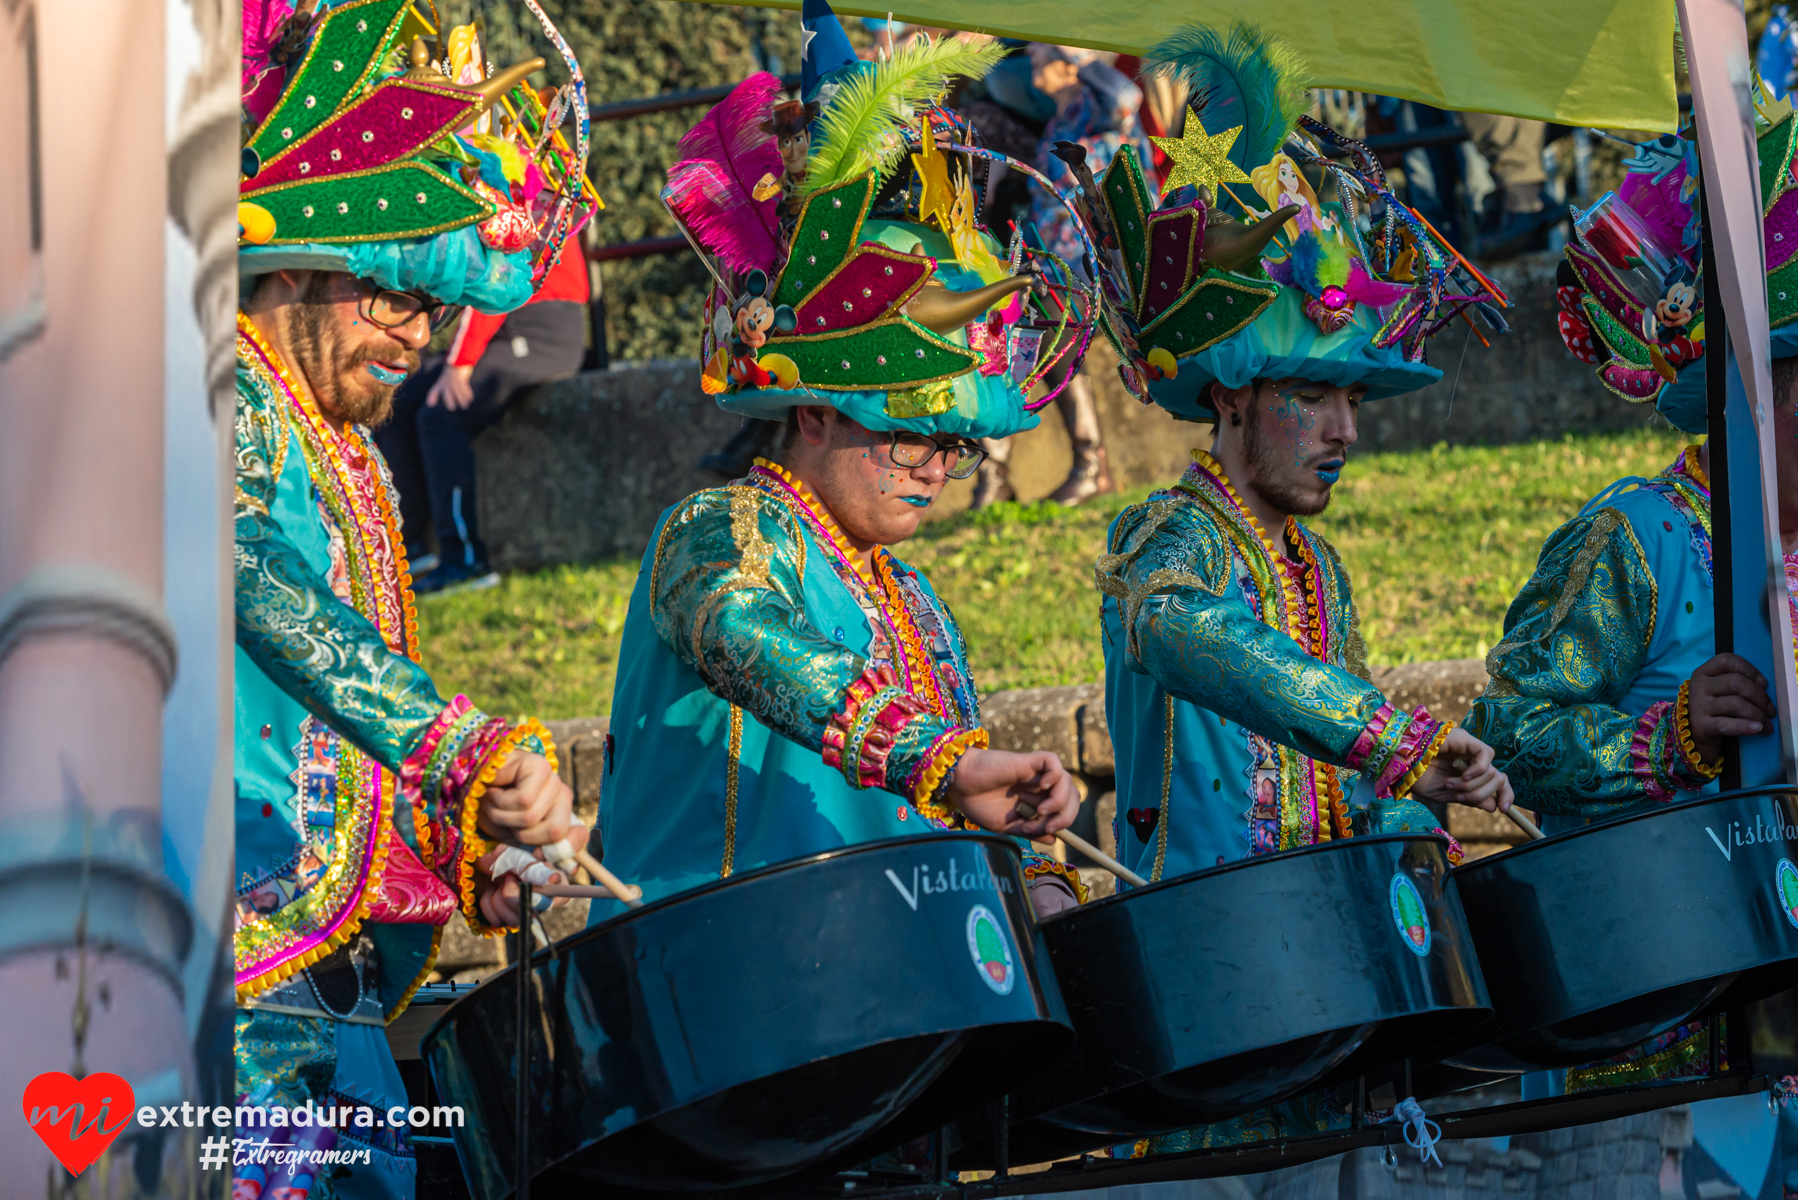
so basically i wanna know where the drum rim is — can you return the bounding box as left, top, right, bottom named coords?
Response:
left=1046, top=830, right=1454, bottom=920
left=1452, top=784, right=1798, bottom=874
left=420, top=830, right=1039, bottom=1042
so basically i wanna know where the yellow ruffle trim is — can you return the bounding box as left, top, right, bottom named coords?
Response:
left=385, top=925, right=447, bottom=1024
left=1675, top=680, right=1724, bottom=781
left=1393, top=722, right=1453, bottom=800
left=913, top=727, right=989, bottom=820
left=1023, top=858, right=1090, bottom=904
left=234, top=774, right=397, bottom=1004
left=455, top=719, right=559, bottom=938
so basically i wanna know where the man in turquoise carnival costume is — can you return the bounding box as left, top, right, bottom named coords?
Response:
left=232, top=1, right=601, bottom=1195
left=1466, top=98, right=1798, bottom=1138
left=1069, top=22, right=1516, bottom=1155
left=594, top=0, right=1099, bottom=923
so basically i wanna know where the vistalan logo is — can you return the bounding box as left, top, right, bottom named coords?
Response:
left=1703, top=805, right=1798, bottom=861
left=884, top=853, right=1014, bottom=911
left=21, top=1072, right=135, bottom=1177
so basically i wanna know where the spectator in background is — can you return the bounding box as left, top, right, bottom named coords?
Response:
left=1461, top=111, right=1555, bottom=259
left=971, top=46, right=1154, bottom=509
left=374, top=238, right=590, bottom=595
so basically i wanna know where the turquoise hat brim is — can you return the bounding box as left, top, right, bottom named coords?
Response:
left=1657, top=321, right=1798, bottom=434
left=716, top=367, right=1041, bottom=439
left=239, top=227, right=534, bottom=315
left=1145, top=289, right=1444, bottom=420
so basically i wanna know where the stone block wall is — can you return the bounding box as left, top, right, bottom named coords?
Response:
left=472, top=253, right=1659, bottom=570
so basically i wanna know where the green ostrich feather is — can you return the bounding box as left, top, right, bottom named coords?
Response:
left=1142, top=22, right=1311, bottom=179
left=802, top=36, right=1007, bottom=196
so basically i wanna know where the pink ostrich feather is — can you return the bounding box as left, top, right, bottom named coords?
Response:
left=242, top=0, right=295, bottom=127
left=663, top=72, right=786, bottom=275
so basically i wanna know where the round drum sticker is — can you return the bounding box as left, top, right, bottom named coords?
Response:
left=966, top=905, right=1015, bottom=995
left=1389, top=873, right=1431, bottom=956
left=1778, top=859, right=1798, bottom=931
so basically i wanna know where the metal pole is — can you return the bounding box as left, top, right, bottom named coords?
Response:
left=1702, top=188, right=1741, bottom=790
left=515, top=878, right=533, bottom=1200
left=994, top=1094, right=1010, bottom=1178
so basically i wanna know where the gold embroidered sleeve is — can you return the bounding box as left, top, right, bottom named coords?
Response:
left=1463, top=507, right=1662, bottom=814
left=1096, top=500, right=1384, bottom=764
left=648, top=488, right=957, bottom=789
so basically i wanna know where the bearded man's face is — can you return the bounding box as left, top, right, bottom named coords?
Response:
left=274, top=272, right=426, bottom=427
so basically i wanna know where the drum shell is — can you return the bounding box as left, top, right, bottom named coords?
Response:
left=1442, top=788, right=1798, bottom=1071
left=1008, top=833, right=1489, bottom=1141
left=421, top=833, right=1072, bottom=1198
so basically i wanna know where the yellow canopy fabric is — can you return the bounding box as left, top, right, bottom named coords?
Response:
left=708, top=0, right=1680, bottom=131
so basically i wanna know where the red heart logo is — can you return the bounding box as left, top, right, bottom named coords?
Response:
left=21, top=1071, right=136, bottom=1177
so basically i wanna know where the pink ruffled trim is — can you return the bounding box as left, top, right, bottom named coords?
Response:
left=1344, top=703, right=1395, bottom=774
left=1375, top=707, right=1444, bottom=800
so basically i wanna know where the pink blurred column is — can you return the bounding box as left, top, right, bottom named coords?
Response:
left=0, top=0, right=215, bottom=1193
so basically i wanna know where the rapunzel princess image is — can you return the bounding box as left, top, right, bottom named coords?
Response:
left=1247, top=152, right=1339, bottom=247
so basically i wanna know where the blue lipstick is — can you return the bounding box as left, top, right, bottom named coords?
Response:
left=901, top=495, right=932, bottom=508
left=1315, top=460, right=1344, bottom=484
left=367, top=363, right=409, bottom=385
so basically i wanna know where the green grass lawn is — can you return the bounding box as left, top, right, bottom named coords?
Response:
left=417, top=427, right=1691, bottom=720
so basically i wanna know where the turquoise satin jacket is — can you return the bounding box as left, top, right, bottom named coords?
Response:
left=1098, top=451, right=1454, bottom=884
left=1465, top=447, right=1718, bottom=820
left=235, top=328, right=454, bottom=1015
left=593, top=462, right=1078, bottom=919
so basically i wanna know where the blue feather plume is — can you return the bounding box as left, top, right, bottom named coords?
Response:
left=1143, top=23, right=1310, bottom=176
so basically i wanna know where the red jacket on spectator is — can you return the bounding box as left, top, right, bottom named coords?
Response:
left=447, top=240, right=592, bottom=367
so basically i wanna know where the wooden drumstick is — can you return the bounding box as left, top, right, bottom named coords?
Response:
left=535, top=883, right=624, bottom=900
left=576, top=848, right=645, bottom=908
left=1451, top=757, right=1544, bottom=841
left=1013, top=800, right=1150, bottom=889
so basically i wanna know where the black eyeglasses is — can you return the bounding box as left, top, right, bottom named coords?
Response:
left=355, top=279, right=464, bottom=333
left=886, top=431, right=985, bottom=480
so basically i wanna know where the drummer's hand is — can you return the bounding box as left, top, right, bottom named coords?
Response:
left=1411, top=728, right=1514, bottom=812
left=470, top=827, right=592, bottom=928
left=1687, top=653, right=1775, bottom=764
left=947, top=748, right=1080, bottom=842
left=1029, top=877, right=1080, bottom=919
left=476, top=750, right=574, bottom=846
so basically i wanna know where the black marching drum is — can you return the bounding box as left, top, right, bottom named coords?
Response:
left=953, top=832, right=1491, bottom=1166
left=1435, top=787, right=1798, bottom=1074
left=420, top=833, right=1072, bottom=1199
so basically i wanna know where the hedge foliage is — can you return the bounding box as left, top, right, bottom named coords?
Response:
left=480, top=1, right=871, bottom=362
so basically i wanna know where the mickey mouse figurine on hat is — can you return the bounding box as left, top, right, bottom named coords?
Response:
left=715, top=270, right=800, bottom=389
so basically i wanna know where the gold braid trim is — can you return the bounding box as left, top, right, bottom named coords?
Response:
left=1153, top=693, right=1174, bottom=883
left=722, top=705, right=744, bottom=877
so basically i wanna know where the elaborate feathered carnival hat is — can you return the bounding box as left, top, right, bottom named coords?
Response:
left=661, top=0, right=1100, bottom=440
left=237, top=0, right=601, bottom=314
left=1064, top=23, right=1507, bottom=421
left=1556, top=84, right=1798, bottom=434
